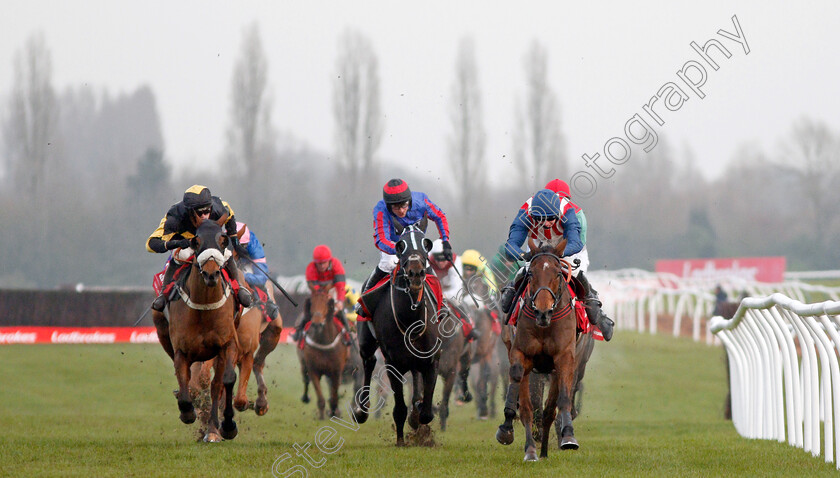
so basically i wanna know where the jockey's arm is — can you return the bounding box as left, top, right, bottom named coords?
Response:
left=373, top=205, right=398, bottom=255
left=420, top=193, right=450, bottom=241
left=502, top=209, right=531, bottom=261
left=559, top=207, right=583, bottom=257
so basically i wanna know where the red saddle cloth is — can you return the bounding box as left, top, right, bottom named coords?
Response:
left=356, top=267, right=444, bottom=322
left=507, top=284, right=604, bottom=341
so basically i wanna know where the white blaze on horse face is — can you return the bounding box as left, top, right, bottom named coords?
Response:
left=543, top=262, right=550, bottom=271
left=410, top=232, right=418, bottom=251
left=197, top=248, right=226, bottom=268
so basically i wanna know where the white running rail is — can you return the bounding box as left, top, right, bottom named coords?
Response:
left=709, top=295, right=840, bottom=467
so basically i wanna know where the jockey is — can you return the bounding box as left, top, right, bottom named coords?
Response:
left=234, top=222, right=281, bottom=322
left=497, top=187, right=613, bottom=341
left=343, top=285, right=360, bottom=323
left=293, top=245, right=352, bottom=346
left=145, top=185, right=253, bottom=358
left=543, top=178, right=614, bottom=341
left=429, top=240, right=479, bottom=342
left=460, top=248, right=496, bottom=306
left=357, top=178, right=452, bottom=300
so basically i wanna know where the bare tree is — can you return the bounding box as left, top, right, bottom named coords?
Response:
left=225, top=22, right=274, bottom=177
left=513, top=41, right=566, bottom=191
left=447, top=37, right=486, bottom=215
left=2, top=32, right=57, bottom=201
left=780, top=118, right=840, bottom=254
left=332, top=29, right=382, bottom=187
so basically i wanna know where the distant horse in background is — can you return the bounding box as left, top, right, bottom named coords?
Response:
left=469, top=306, right=502, bottom=420
left=166, top=216, right=238, bottom=442
left=436, top=300, right=472, bottom=431
left=299, top=286, right=348, bottom=419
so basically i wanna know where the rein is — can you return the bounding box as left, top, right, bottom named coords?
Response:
left=390, top=273, right=431, bottom=338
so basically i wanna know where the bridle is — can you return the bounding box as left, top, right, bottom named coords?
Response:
left=523, top=251, right=573, bottom=320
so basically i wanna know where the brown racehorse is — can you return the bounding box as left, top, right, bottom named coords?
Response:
left=496, top=238, right=577, bottom=461
left=167, top=216, right=239, bottom=442
left=470, top=306, right=502, bottom=419
left=436, top=299, right=472, bottom=431
left=300, top=286, right=348, bottom=419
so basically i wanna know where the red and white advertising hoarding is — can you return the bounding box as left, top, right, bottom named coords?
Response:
left=655, top=256, right=786, bottom=283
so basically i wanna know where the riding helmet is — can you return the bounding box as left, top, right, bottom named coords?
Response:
left=183, top=185, right=212, bottom=210
left=544, top=179, right=571, bottom=199
left=529, top=189, right=561, bottom=220
left=313, top=244, right=332, bottom=262
left=382, top=179, right=412, bottom=206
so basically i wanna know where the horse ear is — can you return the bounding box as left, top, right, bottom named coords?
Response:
left=190, top=236, right=199, bottom=249
left=216, top=212, right=229, bottom=227
left=396, top=240, right=407, bottom=256
left=422, top=238, right=433, bottom=254
left=219, top=234, right=229, bottom=250
left=528, top=237, right=538, bottom=253
left=555, top=238, right=567, bottom=256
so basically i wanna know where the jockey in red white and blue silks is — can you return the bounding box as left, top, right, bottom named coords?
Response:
left=372, top=179, right=450, bottom=274
left=356, top=178, right=451, bottom=313
left=501, top=188, right=583, bottom=262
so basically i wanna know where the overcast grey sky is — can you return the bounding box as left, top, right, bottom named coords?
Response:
left=3, top=0, right=839, bottom=187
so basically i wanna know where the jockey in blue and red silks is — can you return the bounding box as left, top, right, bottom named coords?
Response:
left=497, top=187, right=613, bottom=341
left=356, top=178, right=452, bottom=314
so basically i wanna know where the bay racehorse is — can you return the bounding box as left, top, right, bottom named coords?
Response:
left=353, top=225, right=442, bottom=445
left=496, top=238, right=578, bottom=460
left=167, top=215, right=238, bottom=442
left=299, top=285, right=348, bottom=419
left=436, top=299, right=472, bottom=431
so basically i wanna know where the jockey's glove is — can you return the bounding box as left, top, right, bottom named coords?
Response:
left=442, top=240, right=453, bottom=262
left=166, top=239, right=191, bottom=250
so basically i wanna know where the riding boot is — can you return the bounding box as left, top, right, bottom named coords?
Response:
left=336, top=309, right=353, bottom=346
left=265, top=300, right=280, bottom=321
left=354, top=266, right=389, bottom=316
left=499, top=266, right=527, bottom=315
left=466, top=327, right=481, bottom=342
left=152, top=259, right=178, bottom=312
left=576, top=271, right=614, bottom=342
left=292, top=300, right=312, bottom=342
left=225, top=260, right=253, bottom=307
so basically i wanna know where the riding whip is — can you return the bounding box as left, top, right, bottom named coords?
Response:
left=132, top=305, right=152, bottom=327
left=236, top=252, right=298, bottom=308
left=447, top=258, right=481, bottom=308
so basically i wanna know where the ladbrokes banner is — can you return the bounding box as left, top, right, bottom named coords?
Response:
left=655, top=257, right=786, bottom=283
left=0, top=326, right=294, bottom=345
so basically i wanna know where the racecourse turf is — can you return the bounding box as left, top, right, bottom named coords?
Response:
left=0, top=331, right=836, bottom=477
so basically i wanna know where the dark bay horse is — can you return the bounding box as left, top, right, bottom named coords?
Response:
left=496, top=239, right=578, bottom=461
left=436, top=299, right=472, bottom=431
left=298, top=286, right=348, bottom=419
left=167, top=216, right=238, bottom=442
left=353, top=225, right=442, bottom=446
left=470, top=306, right=502, bottom=420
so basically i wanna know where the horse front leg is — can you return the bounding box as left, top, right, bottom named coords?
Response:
left=328, top=369, right=341, bottom=418
left=351, top=323, right=378, bottom=424
left=419, top=364, right=437, bottom=426
left=204, top=355, right=224, bottom=442
left=519, top=370, right=538, bottom=461
left=389, top=368, right=409, bottom=446
left=309, top=369, right=326, bottom=420
left=173, top=352, right=196, bottom=424
left=438, top=369, right=456, bottom=431
left=234, top=351, right=254, bottom=412
left=408, top=372, right=423, bottom=430
left=220, top=340, right=238, bottom=440
left=253, top=321, right=282, bottom=415
left=555, top=347, right=578, bottom=450
left=540, top=373, right=560, bottom=459
left=497, top=349, right=530, bottom=446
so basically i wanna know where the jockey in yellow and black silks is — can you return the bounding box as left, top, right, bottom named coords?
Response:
left=145, top=185, right=253, bottom=359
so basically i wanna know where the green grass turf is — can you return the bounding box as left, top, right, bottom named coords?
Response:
left=0, top=331, right=836, bottom=477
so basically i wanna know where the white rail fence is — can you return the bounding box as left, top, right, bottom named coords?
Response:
left=709, top=295, right=840, bottom=468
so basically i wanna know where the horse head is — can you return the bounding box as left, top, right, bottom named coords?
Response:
left=394, top=224, right=433, bottom=293
left=307, top=285, right=336, bottom=336
left=526, top=238, right=573, bottom=327
left=191, top=214, right=231, bottom=288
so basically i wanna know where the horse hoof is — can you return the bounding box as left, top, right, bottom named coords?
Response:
left=478, top=415, right=489, bottom=421
left=560, top=436, right=579, bottom=450
left=203, top=432, right=223, bottom=443
left=523, top=450, right=539, bottom=462
left=329, top=409, right=341, bottom=418
left=301, top=394, right=310, bottom=404
left=177, top=400, right=196, bottom=424
left=460, top=391, right=473, bottom=403
left=234, top=399, right=248, bottom=412
left=396, top=438, right=406, bottom=447
left=496, top=426, right=514, bottom=445
left=352, top=407, right=369, bottom=425
left=221, top=420, right=238, bottom=440
left=255, top=401, right=269, bottom=416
